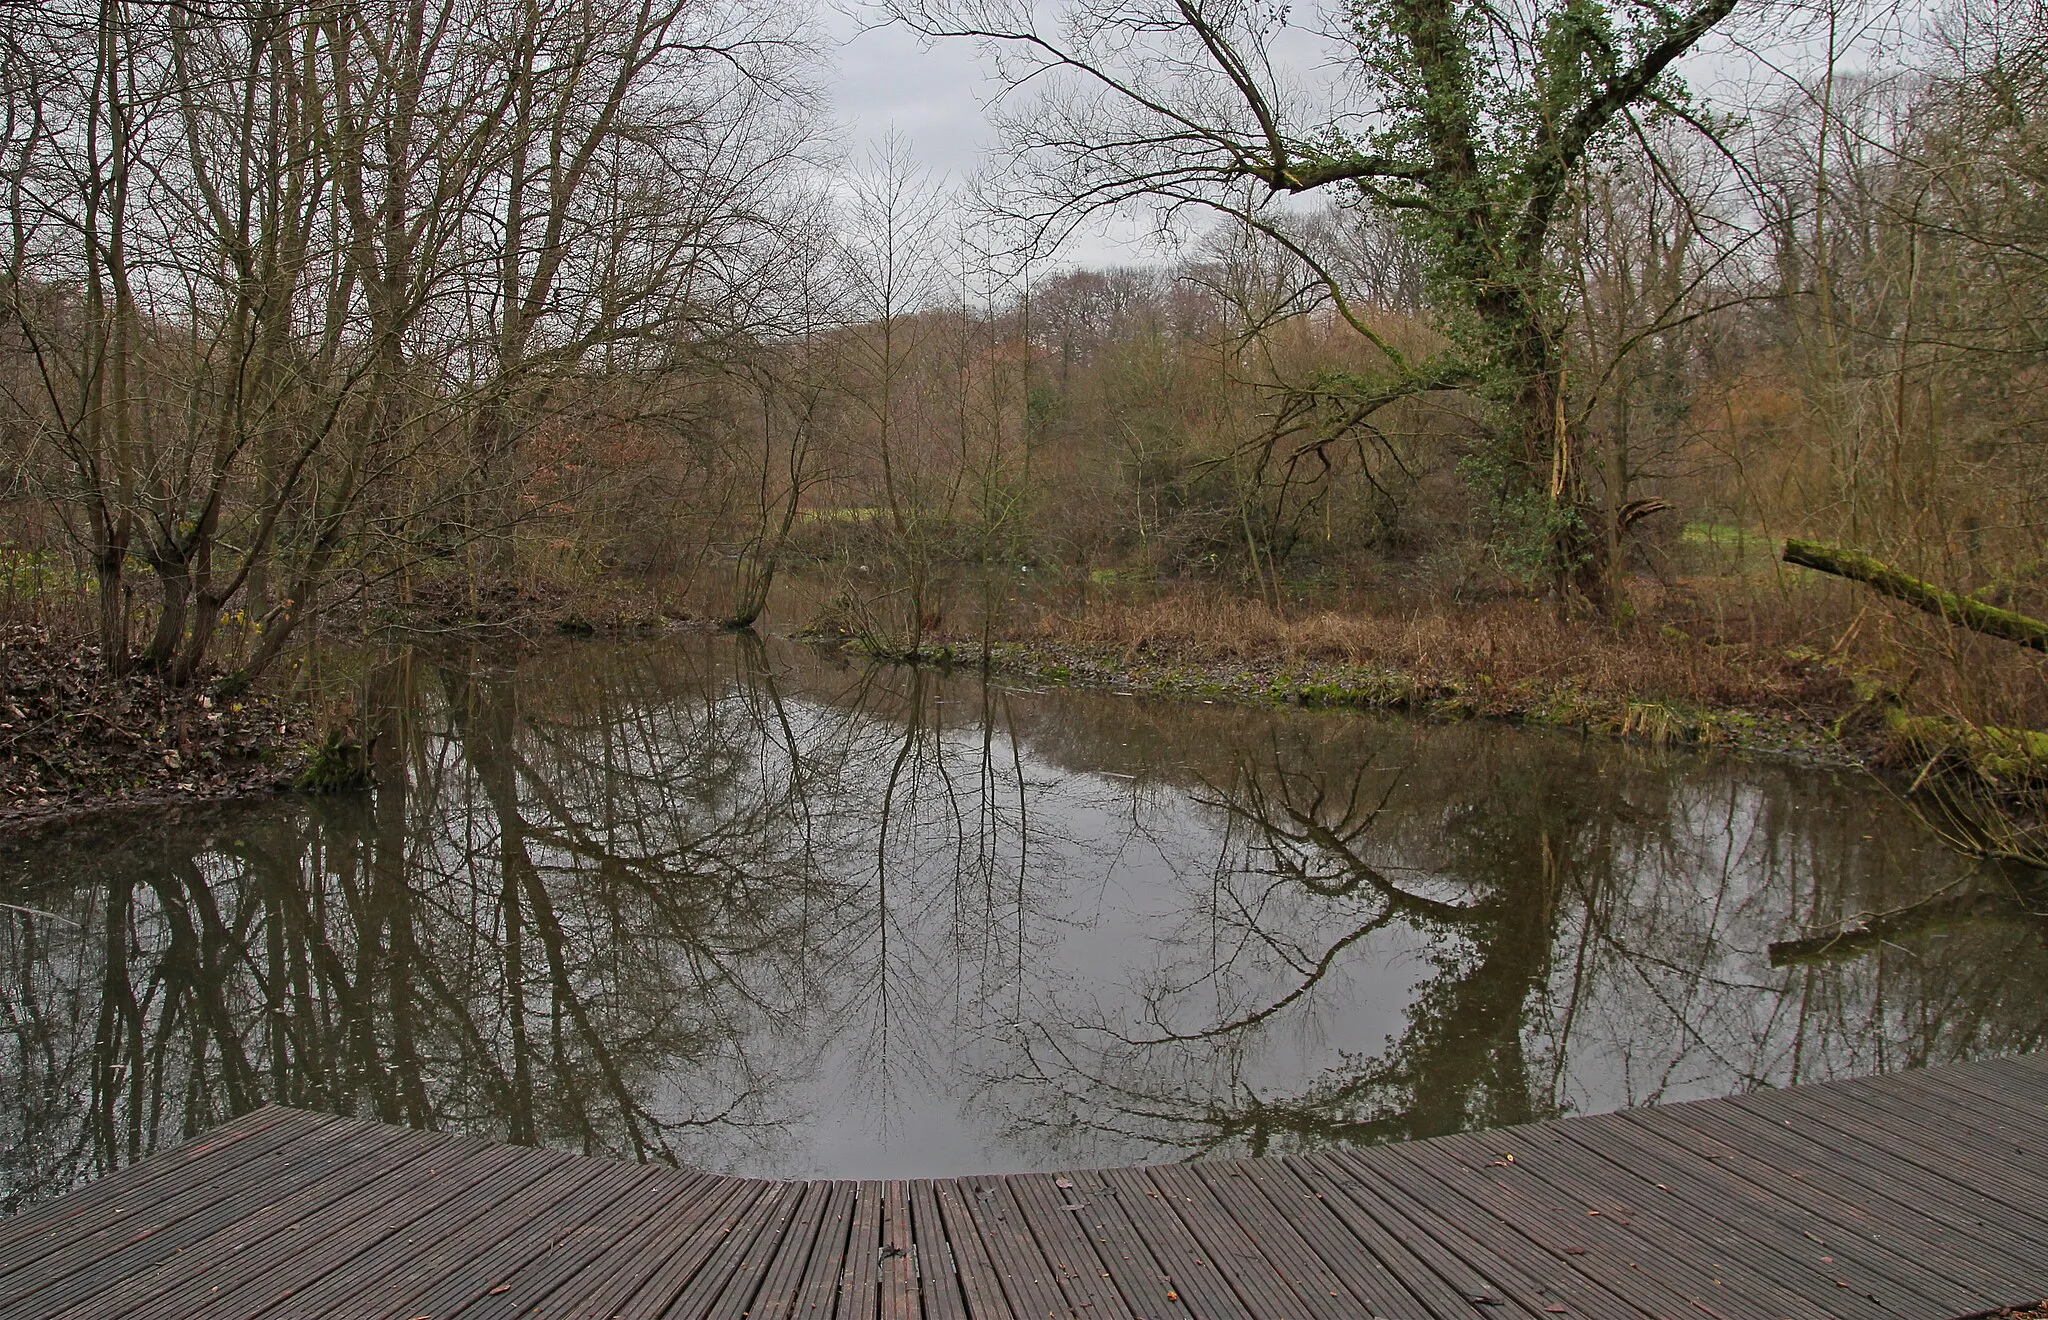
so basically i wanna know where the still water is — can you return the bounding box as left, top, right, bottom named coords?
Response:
left=2, top=633, right=2042, bottom=1213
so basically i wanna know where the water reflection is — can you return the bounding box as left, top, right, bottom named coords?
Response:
left=3, top=634, right=2043, bottom=1213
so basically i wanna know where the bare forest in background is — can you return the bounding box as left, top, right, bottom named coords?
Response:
left=2, top=0, right=2045, bottom=742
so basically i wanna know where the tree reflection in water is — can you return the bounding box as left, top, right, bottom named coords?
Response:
left=4, top=635, right=2044, bottom=1213
left=985, top=710, right=2048, bottom=1161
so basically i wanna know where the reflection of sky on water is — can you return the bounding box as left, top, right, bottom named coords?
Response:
left=3, top=633, right=2042, bottom=1211
left=753, top=721, right=1442, bottom=1180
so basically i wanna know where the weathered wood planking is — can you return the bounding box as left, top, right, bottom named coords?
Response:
left=5, top=1054, right=2048, bottom=1319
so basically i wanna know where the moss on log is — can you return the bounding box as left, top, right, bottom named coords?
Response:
left=1783, top=538, right=2048, bottom=651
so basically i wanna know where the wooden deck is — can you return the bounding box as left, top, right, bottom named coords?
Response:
left=5, top=1054, right=2048, bottom=1320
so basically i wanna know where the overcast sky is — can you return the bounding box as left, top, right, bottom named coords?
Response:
left=825, top=12, right=996, bottom=179
left=817, top=2, right=1882, bottom=272
left=821, top=6, right=1174, bottom=270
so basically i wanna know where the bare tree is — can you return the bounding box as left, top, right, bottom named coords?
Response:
left=0, top=0, right=822, bottom=685
left=832, top=131, right=955, bottom=655
left=885, top=0, right=1747, bottom=609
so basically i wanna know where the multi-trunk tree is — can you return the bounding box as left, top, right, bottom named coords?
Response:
left=0, top=0, right=817, bottom=684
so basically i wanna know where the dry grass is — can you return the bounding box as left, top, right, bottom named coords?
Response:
left=1009, top=584, right=1859, bottom=716
left=975, top=572, right=2048, bottom=774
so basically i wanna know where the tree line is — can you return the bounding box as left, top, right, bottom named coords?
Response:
left=2, top=0, right=2045, bottom=682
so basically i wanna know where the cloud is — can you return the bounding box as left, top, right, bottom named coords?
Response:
left=823, top=6, right=1169, bottom=269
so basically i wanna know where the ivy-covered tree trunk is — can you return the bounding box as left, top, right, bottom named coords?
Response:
left=894, top=0, right=1739, bottom=618
left=1497, top=302, right=1609, bottom=610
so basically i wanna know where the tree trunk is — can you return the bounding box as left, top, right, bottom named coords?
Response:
left=1499, top=301, right=1609, bottom=613
left=142, top=559, right=190, bottom=671
left=92, top=528, right=131, bottom=672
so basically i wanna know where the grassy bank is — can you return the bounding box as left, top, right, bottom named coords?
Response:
left=825, top=586, right=1998, bottom=769
left=10, top=559, right=2043, bottom=830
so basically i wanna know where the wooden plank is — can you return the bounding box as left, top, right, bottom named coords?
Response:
left=1316, top=1146, right=1630, bottom=1320
left=1644, top=1092, right=2044, bottom=1292
left=552, top=1178, right=763, bottom=1320
left=948, top=1175, right=1079, bottom=1320
left=0, top=1120, right=420, bottom=1316
left=906, top=1179, right=977, bottom=1320
left=880, top=1181, right=921, bottom=1320
left=371, top=1155, right=649, bottom=1320
left=1139, top=1162, right=1309, bottom=1319
left=1770, top=1071, right=2048, bottom=1177
left=1000, top=1172, right=1132, bottom=1319
left=700, top=1179, right=831, bottom=1320
left=610, top=1179, right=781, bottom=1320
left=1940, top=1052, right=2048, bottom=1088
left=1895, top=1054, right=2048, bottom=1110
left=1423, top=1126, right=1844, bottom=1320
left=1484, top=1117, right=1871, bottom=1320
left=1877, top=1057, right=2048, bottom=1114
left=1043, top=1170, right=1197, bottom=1320
left=9, top=1058, right=2048, bottom=1320
left=0, top=1107, right=315, bottom=1268
left=1752, top=1076, right=2048, bottom=1218
left=1598, top=1099, right=1988, bottom=1308
left=1269, top=1153, right=1505, bottom=1320
left=112, top=1132, right=519, bottom=1320
left=929, top=1180, right=1018, bottom=1320
left=1149, top=1161, right=1353, bottom=1320
left=0, top=1108, right=356, bottom=1284
left=456, top=1166, right=714, bottom=1320
left=663, top=1180, right=808, bottom=1320
left=236, top=1141, right=574, bottom=1319
left=1549, top=1112, right=1943, bottom=1318
left=1095, top=1164, right=1257, bottom=1320
left=54, top=1128, right=452, bottom=1320
left=778, top=1181, right=859, bottom=1320
left=1193, top=1158, right=1438, bottom=1320
left=1371, top=1133, right=1768, bottom=1320
left=1865, top=1055, right=2048, bottom=1128
left=613, top=1178, right=785, bottom=1320
left=834, top=1180, right=884, bottom=1320
left=1877, top=1068, right=2048, bottom=1146
left=1593, top=1105, right=2001, bottom=1313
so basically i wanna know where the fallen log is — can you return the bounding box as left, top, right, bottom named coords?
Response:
left=1767, top=888, right=2030, bottom=967
left=1782, top=538, right=2048, bottom=651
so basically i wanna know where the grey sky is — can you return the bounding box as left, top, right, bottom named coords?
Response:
left=826, top=11, right=998, bottom=179
left=823, top=6, right=1171, bottom=269
left=819, top=2, right=1883, bottom=272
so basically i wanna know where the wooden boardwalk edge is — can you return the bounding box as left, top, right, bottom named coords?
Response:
left=3, top=1054, right=2046, bottom=1319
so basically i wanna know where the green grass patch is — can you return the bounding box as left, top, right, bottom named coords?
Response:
left=1681, top=522, right=1770, bottom=551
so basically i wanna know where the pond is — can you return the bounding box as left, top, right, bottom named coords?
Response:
left=2, top=632, right=2042, bottom=1214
